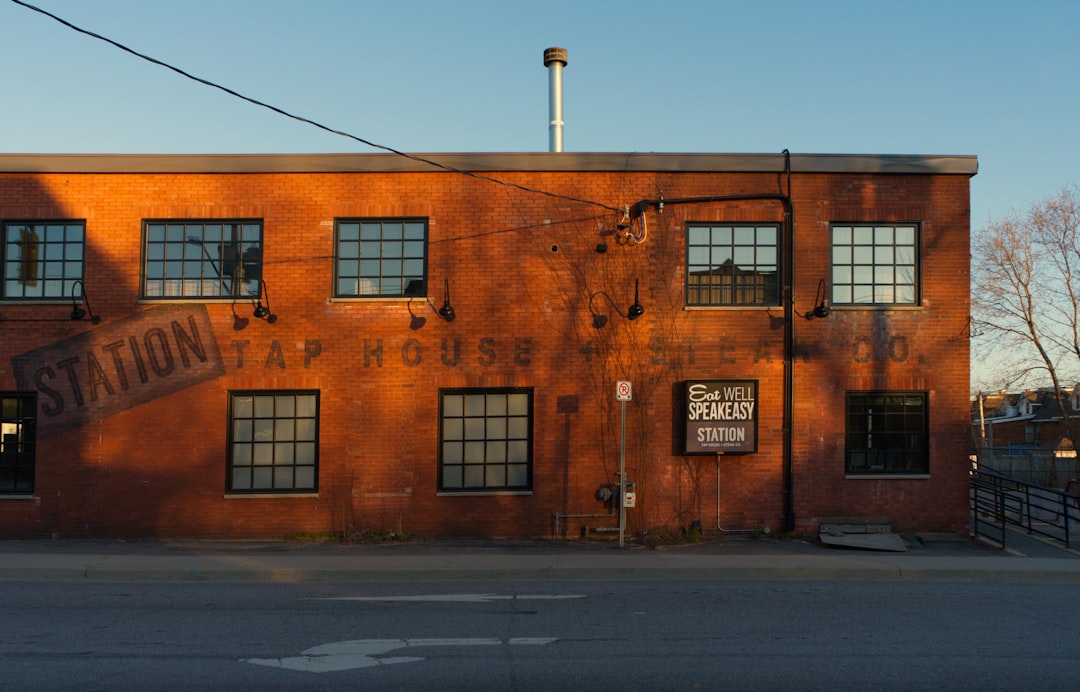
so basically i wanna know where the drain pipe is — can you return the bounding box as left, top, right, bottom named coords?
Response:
left=543, top=47, right=568, bottom=152
left=780, top=150, right=795, bottom=532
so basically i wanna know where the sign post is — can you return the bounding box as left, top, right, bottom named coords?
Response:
left=615, top=381, right=632, bottom=547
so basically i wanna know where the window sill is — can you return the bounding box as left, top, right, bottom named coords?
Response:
left=224, top=492, right=319, bottom=499
left=138, top=298, right=253, bottom=304
left=683, top=305, right=778, bottom=311
left=830, top=304, right=924, bottom=311
left=0, top=299, right=70, bottom=305
left=436, top=490, right=533, bottom=497
left=328, top=296, right=414, bottom=303
left=0, top=494, right=36, bottom=500
left=845, top=474, right=929, bottom=480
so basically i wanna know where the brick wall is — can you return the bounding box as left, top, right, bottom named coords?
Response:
left=0, top=160, right=973, bottom=537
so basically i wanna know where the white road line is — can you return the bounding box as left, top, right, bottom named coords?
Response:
left=314, top=593, right=587, bottom=603
left=243, top=637, right=559, bottom=673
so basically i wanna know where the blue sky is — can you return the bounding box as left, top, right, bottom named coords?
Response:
left=2, top=0, right=1078, bottom=387
left=3, top=0, right=1075, bottom=222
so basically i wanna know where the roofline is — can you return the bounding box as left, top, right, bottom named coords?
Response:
left=0, top=152, right=978, bottom=176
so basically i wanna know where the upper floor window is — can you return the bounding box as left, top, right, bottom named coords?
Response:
left=334, top=219, right=427, bottom=297
left=686, top=224, right=780, bottom=306
left=142, top=220, right=262, bottom=299
left=845, top=391, right=928, bottom=475
left=0, top=392, right=36, bottom=495
left=2, top=221, right=84, bottom=300
left=831, top=224, right=919, bottom=305
left=439, top=388, right=532, bottom=492
left=228, top=391, right=318, bottom=493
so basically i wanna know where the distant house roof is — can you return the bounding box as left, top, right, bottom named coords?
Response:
left=972, top=387, right=1076, bottom=423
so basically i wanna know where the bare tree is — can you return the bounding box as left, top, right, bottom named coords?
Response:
left=972, top=185, right=1080, bottom=463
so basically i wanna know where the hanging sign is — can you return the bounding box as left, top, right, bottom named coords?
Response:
left=683, top=380, right=758, bottom=455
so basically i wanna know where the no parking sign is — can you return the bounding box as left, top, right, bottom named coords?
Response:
left=616, top=380, right=632, bottom=401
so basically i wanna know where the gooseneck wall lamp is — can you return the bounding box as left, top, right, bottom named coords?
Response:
left=589, top=279, right=645, bottom=328
left=252, top=279, right=277, bottom=323
left=627, top=279, right=645, bottom=319
left=403, top=279, right=456, bottom=328
left=69, top=280, right=101, bottom=323
left=803, top=278, right=831, bottom=320
left=437, top=279, right=455, bottom=322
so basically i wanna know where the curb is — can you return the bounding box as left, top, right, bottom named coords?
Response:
left=4, top=560, right=1080, bottom=583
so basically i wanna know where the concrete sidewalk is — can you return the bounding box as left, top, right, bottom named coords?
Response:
left=0, top=531, right=1078, bottom=583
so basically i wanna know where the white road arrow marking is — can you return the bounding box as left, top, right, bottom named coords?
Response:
left=314, top=593, right=586, bottom=603
left=243, top=637, right=558, bottom=673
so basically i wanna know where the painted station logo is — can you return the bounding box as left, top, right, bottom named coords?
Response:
left=12, top=305, right=225, bottom=439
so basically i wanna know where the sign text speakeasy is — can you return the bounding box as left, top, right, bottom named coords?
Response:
left=683, top=380, right=758, bottom=454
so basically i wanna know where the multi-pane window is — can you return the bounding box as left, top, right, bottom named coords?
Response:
left=228, top=391, right=318, bottom=493
left=440, top=389, right=532, bottom=492
left=0, top=393, right=36, bottom=495
left=686, top=224, right=779, bottom=306
left=845, top=392, right=928, bottom=475
left=2, top=221, right=84, bottom=299
left=335, top=219, right=426, bottom=297
left=143, top=220, right=262, bottom=298
left=831, top=224, right=918, bottom=305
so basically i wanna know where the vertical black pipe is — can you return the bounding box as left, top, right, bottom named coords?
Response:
left=781, top=151, right=796, bottom=532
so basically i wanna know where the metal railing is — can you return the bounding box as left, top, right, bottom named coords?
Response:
left=970, top=466, right=1080, bottom=550
left=974, top=448, right=1079, bottom=487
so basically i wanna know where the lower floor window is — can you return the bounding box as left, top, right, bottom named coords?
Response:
left=0, top=393, right=35, bottom=494
left=228, top=391, right=318, bottom=493
left=440, top=388, right=532, bottom=492
left=846, top=391, right=928, bottom=474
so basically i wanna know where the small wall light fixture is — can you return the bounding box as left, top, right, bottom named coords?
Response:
left=403, top=278, right=455, bottom=327
left=69, top=280, right=101, bottom=323
left=253, top=279, right=277, bottom=323
left=589, top=278, right=645, bottom=328
left=804, top=278, right=830, bottom=320
left=437, top=279, right=455, bottom=322
left=627, top=278, right=645, bottom=320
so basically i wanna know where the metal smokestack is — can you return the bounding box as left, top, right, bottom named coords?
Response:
left=543, top=47, right=568, bottom=152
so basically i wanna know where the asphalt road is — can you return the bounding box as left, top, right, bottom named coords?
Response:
left=4, top=577, right=1078, bottom=691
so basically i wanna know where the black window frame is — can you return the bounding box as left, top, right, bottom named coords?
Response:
left=0, top=392, right=36, bottom=495
left=845, top=391, right=929, bottom=475
left=227, top=390, right=319, bottom=494
left=1, top=220, right=85, bottom=300
left=141, top=219, right=263, bottom=299
left=831, top=223, right=920, bottom=306
left=439, top=388, right=533, bottom=493
left=334, top=218, right=428, bottom=298
left=685, top=223, right=781, bottom=306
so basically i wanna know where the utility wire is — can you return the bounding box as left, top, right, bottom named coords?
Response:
left=11, top=0, right=621, bottom=213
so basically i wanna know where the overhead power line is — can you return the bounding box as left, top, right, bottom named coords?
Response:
left=11, top=0, right=620, bottom=213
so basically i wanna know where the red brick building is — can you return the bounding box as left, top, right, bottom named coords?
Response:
left=0, top=152, right=976, bottom=538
